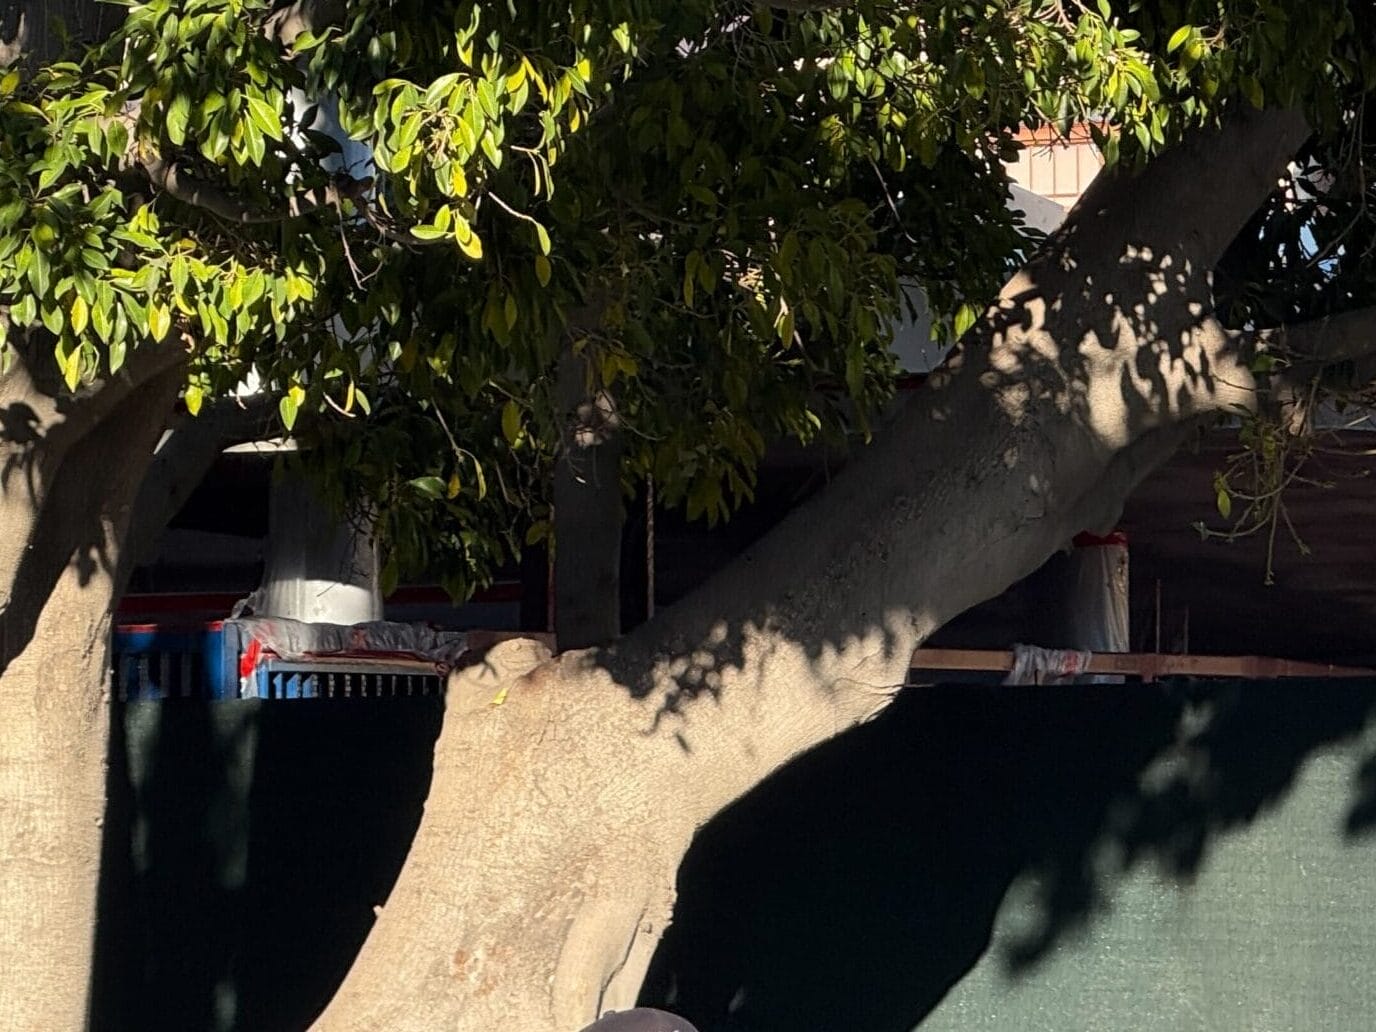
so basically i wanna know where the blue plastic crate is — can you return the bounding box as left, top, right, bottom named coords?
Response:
left=113, top=622, right=238, bottom=701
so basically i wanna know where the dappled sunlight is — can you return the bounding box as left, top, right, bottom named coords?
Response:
left=573, top=220, right=1270, bottom=782
left=0, top=351, right=179, bottom=677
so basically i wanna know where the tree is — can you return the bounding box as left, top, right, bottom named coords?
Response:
left=2, top=1, right=1376, bottom=1029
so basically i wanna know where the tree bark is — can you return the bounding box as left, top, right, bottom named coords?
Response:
left=554, top=347, right=625, bottom=650
left=314, top=110, right=1313, bottom=1031
left=0, top=364, right=181, bottom=1031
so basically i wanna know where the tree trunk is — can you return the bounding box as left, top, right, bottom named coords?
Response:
left=554, top=347, right=625, bottom=650
left=314, top=110, right=1311, bottom=1031
left=0, top=360, right=181, bottom=1031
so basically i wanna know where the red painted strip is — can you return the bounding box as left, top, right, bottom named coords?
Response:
left=116, top=582, right=523, bottom=617
left=115, top=620, right=225, bottom=634
left=1072, top=530, right=1128, bottom=548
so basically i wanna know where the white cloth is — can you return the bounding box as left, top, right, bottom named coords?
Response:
left=1004, top=644, right=1093, bottom=685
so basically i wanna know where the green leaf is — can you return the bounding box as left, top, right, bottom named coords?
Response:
left=480, top=131, right=502, bottom=168
left=184, top=383, right=204, bottom=416
left=41, top=303, right=64, bottom=336
left=1167, top=26, right=1192, bottom=53
left=424, top=72, right=461, bottom=107
left=279, top=393, right=299, bottom=431
left=148, top=303, right=172, bottom=341
left=501, top=399, right=522, bottom=445
left=246, top=95, right=284, bottom=141
left=244, top=119, right=266, bottom=164
left=57, top=340, right=80, bottom=390
left=68, top=295, right=88, bottom=336
left=409, top=475, right=446, bottom=499
left=476, top=79, right=499, bottom=120
left=170, top=257, right=189, bottom=298
left=91, top=297, right=112, bottom=342
left=11, top=294, right=35, bottom=327
left=953, top=302, right=978, bottom=339
left=397, top=110, right=423, bottom=150
left=534, top=254, right=551, bottom=287
left=27, top=249, right=49, bottom=296
left=1216, top=487, right=1232, bottom=519
left=167, top=93, right=191, bottom=146
left=458, top=228, right=483, bottom=260
left=535, top=222, right=551, bottom=255
left=379, top=558, right=399, bottom=598
left=775, top=307, right=794, bottom=346
left=290, top=28, right=330, bottom=53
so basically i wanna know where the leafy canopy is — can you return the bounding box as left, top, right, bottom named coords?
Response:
left=2, top=0, right=1374, bottom=595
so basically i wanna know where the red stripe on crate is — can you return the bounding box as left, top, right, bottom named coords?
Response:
left=1072, top=530, right=1128, bottom=548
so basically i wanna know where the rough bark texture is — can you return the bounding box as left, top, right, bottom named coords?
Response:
left=314, top=110, right=1314, bottom=1031
left=0, top=361, right=181, bottom=1032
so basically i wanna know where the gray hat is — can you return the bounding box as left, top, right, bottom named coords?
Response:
left=577, top=1007, right=701, bottom=1032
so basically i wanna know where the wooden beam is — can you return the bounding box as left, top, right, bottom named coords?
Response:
left=910, top=647, right=1376, bottom=680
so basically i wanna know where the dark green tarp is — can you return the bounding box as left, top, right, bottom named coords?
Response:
left=644, top=680, right=1376, bottom=1032
left=92, top=680, right=1376, bottom=1031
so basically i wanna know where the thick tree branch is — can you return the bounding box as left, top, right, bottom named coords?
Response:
left=1, top=334, right=186, bottom=473
left=1, top=362, right=183, bottom=675
left=139, top=148, right=440, bottom=247
left=315, top=103, right=1320, bottom=1032
left=1258, top=306, right=1376, bottom=368
left=0, top=340, right=186, bottom=633
left=554, top=346, right=624, bottom=650
left=139, top=155, right=372, bottom=225
left=1059, top=106, right=1310, bottom=271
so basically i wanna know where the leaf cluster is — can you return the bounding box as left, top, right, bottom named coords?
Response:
left=5, top=0, right=1376, bottom=595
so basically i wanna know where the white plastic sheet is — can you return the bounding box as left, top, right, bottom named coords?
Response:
left=1003, top=644, right=1093, bottom=686
left=227, top=616, right=469, bottom=679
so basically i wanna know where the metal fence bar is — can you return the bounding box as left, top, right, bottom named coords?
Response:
left=114, top=623, right=452, bottom=701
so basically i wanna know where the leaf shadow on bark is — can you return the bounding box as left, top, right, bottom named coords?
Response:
left=1, top=367, right=181, bottom=677
left=641, top=676, right=1376, bottom=1032
left=595, top=230, right=1229, bottom=737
